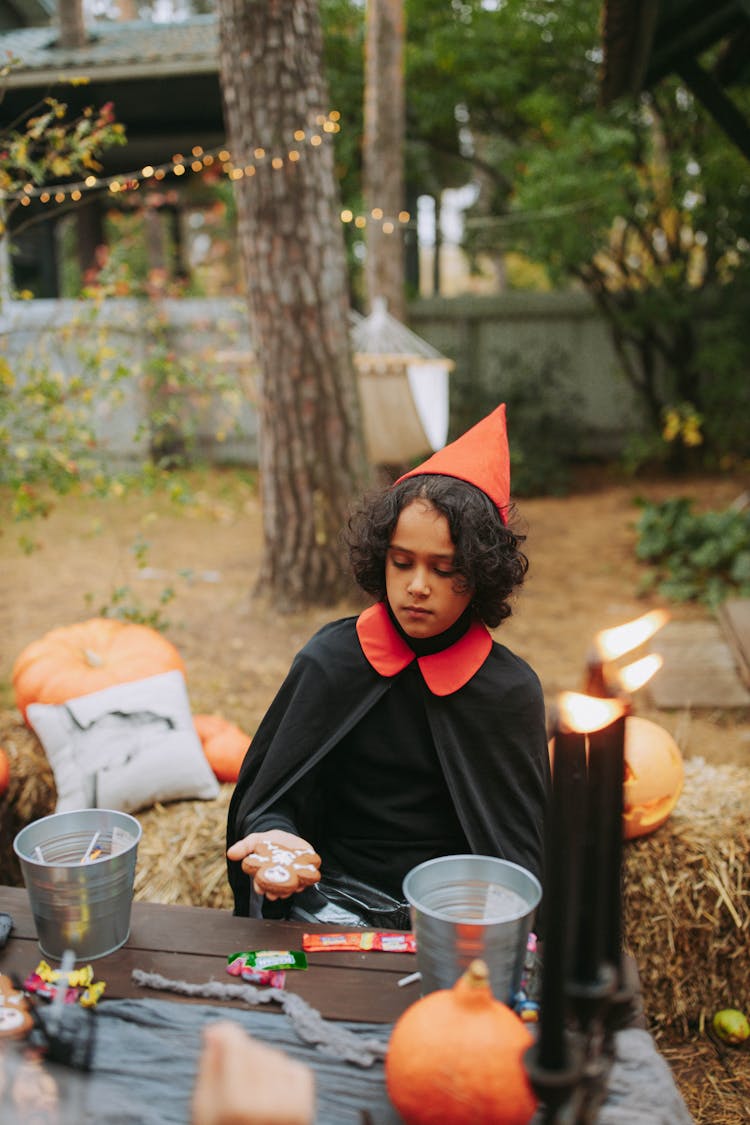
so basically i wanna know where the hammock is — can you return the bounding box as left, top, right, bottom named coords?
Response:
left=352, top=299, right=453, bottom=465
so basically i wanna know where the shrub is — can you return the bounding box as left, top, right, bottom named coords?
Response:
left=634, top=496, right=750, bottom=606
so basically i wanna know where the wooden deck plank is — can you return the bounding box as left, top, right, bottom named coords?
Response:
left=648, top=619, right=750, bottom=708
left=717, top=598, right=750, bottom=689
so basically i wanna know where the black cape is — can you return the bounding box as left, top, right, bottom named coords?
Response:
left=227, top=606, right=550, bottom=917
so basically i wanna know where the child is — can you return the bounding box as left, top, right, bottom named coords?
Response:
left=226, top=404, right=550, bottom=923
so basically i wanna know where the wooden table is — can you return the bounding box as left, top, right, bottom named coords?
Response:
left=0, top=888, right=691, bottom=1125
left=0, top=886, right=418, bottom=1024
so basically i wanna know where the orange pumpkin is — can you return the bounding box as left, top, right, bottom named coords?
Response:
left=548, top=714, right=684, bottom=841
left=0, top=748, right=9, bottom=796
left=193, top=713, right=250, bottom=783
left=385, top=959, right=537, bottom=1125
left=12, top=618, right=185, bottom=721
left=622, top=715, right=684, bottom=840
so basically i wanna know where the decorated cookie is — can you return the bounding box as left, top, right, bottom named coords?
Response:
left=0, top=973, right=33, bottom=1039
left=246, top=838, right=321, bottom=896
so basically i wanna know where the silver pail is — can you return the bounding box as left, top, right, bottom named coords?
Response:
left=403, top=854, right=541, bottom=1003
left=13, top=808, right=142, bottom=962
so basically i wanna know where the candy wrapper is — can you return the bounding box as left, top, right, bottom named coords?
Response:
left=512, top=932, right=541, bottom=1024
left=302, top=931, right=417, bottom=953
left=23, top=961, right=106, bottom=1009
left=225, top=954, right=287, bottom=988
left=226, top=950, right=307, bottom=984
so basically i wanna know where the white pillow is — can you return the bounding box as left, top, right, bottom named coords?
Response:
left=26, top=670, right=220, bottom=814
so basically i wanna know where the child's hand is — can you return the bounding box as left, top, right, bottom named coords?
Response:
left=191, top=1020, right=315, bottom=1125
left=227, top=830, right=320, bottom=900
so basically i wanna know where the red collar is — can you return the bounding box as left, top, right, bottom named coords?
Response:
left=355, top=602, right=492, bottom=696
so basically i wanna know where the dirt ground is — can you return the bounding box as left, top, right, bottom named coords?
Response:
left=2, top=464, right=749, bottom=765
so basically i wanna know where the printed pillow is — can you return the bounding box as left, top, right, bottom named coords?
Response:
left=26, top=670, right=220, bottom=814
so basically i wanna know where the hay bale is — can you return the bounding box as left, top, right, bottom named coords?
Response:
left=133, top=788, right=234, bottom=910
left=659, top=1033, right=750, bottom=1125
left=0, top=710, right=56, bottom=885
left=624, top=757, right=750, bottom=1036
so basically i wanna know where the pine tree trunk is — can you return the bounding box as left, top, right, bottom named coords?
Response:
left=363, top=0, right=405, bottom=319
left=218, top=0, right=369, bottom=607
left=58, top=0, right=86, bottom=48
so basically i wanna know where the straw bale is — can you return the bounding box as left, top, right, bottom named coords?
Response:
left=624, top=757, right=750, bottom=1037
left=659, top=1032, right=750, bottom=1125
left=0, top=710, right=56, bottom=885
left=133, top=788, right=234, bottom=910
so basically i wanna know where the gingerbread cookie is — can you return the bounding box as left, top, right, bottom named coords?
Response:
left=245, top=839, right=321, bottom=895
left=0, top=974, right=33, bottom=1039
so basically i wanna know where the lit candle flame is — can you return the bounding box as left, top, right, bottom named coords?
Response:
left=594, top=609, right=669, bottom=661
left=618, top=653, right=663, bottom=694
left=557, top=691, right=628, bottom=734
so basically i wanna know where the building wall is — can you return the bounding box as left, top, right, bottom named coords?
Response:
left=0, top=296, right=258, bottom=465
left=410, top=292, right=646, bottom=454
left=1, top=291, right=645, bottom=466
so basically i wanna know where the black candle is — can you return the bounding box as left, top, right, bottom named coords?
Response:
left=582, top=650, right=609, bottom=698
left=592, top=711, right=627, bottom=981
left=573, top=707, right=626, bottom=988
left=572, top=728, right=606, bottom=987
left=537, top=722, right=587, bottom=1070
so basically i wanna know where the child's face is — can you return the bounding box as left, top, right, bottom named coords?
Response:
left=385, top=499, right=473, bottom=639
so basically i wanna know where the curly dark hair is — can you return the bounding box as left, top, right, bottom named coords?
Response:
left=347, top=474, right=528, bottom=628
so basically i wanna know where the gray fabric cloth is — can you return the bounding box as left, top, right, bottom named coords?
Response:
left=597, top=1028, right=694, bottom=1124
left=130, top=969, right=388, bottom=1067
left=0, top=997, right=398, bottom=1125
left=0, top=999, right=693, bottom=1124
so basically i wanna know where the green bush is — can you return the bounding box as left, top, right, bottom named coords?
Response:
left=634, top=496, right=750, bottom=606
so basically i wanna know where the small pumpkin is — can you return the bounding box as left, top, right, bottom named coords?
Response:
left=385, top=959, right=537, bottom=1125
left=712, top=1008, right=750, bottom=1046
left=12, top=618, right=185, bottom=721
left=622, top=715, right=684, bottom=840
left=0, top=748, right=9, bottom=797
left=193, top=713, right=250, bottom=783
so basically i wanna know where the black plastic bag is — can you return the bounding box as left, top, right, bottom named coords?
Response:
left=287, top=868, right=411, bottom=930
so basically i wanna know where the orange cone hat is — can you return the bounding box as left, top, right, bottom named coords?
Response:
left=394, top=403, right=511, bottom=521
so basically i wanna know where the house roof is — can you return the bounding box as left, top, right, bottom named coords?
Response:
left=0, top=14, right=219, bottom=86
left=0, top=16, right=225, bottom=172
left=600, top=0, right=750, bottom=158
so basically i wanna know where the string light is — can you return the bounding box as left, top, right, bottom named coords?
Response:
left=0, top=110, right=413, bottom=234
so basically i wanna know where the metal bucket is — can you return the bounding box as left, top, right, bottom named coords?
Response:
left=403, top=854, right=541, bottom=1003
left=13, top=808, right=142, bottom=962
